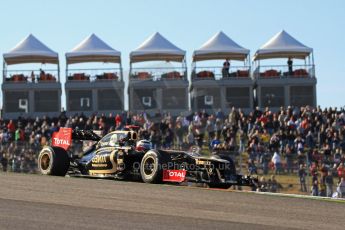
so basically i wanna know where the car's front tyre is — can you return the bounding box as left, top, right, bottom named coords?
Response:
left=140, top=150, right=164, bottom=183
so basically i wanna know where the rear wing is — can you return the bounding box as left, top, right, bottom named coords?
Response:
left=52, top=128, right=101, bottom=150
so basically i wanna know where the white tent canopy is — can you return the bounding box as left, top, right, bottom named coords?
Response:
left=130, top=32, right=186, bottom=63
left=254, top=30, right=313, bottom=60
left=193, top=31, right=249, bottom=62
left=3, top=34, right=58, bottom=65
left=66, top=34, right=121, bottom=64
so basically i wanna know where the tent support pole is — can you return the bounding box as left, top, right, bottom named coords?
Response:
left=183, top=57, right=187, bottom=80
left=129, top=62, right=132, bottom=77
left=58, top=63, right=60, bottom=82
left=2, top=61, right=6, bottom=81
left=312, top=52, right=315, bottom=65
left=248, top=52, right=251, bottom=67
left=65, top=59, right=68, bottom=82
left=312, top=52, right=315, bottom=78
left=119, top=61, right=122, bottom=82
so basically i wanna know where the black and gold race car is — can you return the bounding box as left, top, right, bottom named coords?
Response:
left=38, top=126, right=257, bottom=189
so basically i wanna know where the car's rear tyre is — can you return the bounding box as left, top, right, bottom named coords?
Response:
left=38, top=147, right=70, bottom=176
left=140, top=150, right=164, bottom=183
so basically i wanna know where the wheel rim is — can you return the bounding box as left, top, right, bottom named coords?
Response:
left=143, top=157, right=156, bottom=176
left=40, top=153, right=50, bottom=170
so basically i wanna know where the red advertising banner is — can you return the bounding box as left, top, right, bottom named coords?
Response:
left=52, top=128, right=72, bottom=150
left=162, top=170, right=186, bottom=182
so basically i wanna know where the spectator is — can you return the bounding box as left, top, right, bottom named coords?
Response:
left=260, top=151, right=271, bottom=175
left=310, top=162, right=319, bottom=183
left=271, top=150, right=282, bottom=175
left=31, top=71, right=35, bottom=83
left=115, top=114, right=122, bottom=128
left=210, top=135, right=221, bottom=150
left=305, top=131, right=315, bottom=149
left=319, top=181, right=326, bottom=197
left=15, top=127, right=25, bottom=143
left=194, top=128, right=204, bottom=148
left=298, top=164, right=307, bottom=192
left=163, top=123, right=174, bottom=149
left=287, top=57, right=293, bottom=75
left=325, top=171, right=334, bottom=197
left=39, top=68, right=45, bottom=78
left=333, top=148, right=342, bottom=166
left=337, top=164, right=345, bottom=180
left=247, top=159, right=257, bottom=175
left=150, top=130, right=161, bottom=149
left=297, top=150, right=306, bottom=167
left=186, top=131, right=195, bottom=149
left=222, top=59, right=230, bottom=78
left=284, top=145, right=294, bottom=174
left=0, top=152, right=8, bottom=172
left=175, top=121, right=184, bottom=150
left=311, top=179, right=319, bottom=196
left=206, top=116, right=215, bottom=141
left=336, top=177, right=345, bottom=198
left=216, top=109, right=225, bottom=121
left=7, top=120, right=15, bottom=137
left=260, top=129, right=270, bottom=146
left=269, top=175, right=279, bottom=193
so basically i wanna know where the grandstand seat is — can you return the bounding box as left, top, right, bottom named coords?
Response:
left=162, top=71, right=181, bottom=79
left=237, top=70, right=249, bottom=77
left=137, top=72, right=151, bottom=80
left=265, top=69, right=278, bottom=77
left=293, top=69, right=308, bottom=77
left=12, top=74, right=27, bottom=82
left=103, top=72, right=118, bottom=80
left=197, top=71, right=214, bottom=79
left=72, top=73, right=89, bottom=81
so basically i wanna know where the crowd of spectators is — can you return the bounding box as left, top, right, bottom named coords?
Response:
left=1, top=105, right=345, bottom=197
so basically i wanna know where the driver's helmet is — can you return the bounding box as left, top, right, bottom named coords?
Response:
left=135, top=140, right=152, bottom=152
left=189, top=145, right=201, bottom=155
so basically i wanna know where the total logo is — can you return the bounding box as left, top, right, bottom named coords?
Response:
left=53, top=138, right=70, bottom=145
left=163, top=170, right=186, bottom=182
left=168, top=171, right=186, bottom=178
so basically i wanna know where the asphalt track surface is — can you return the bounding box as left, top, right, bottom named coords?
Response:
left=0, top=173, right=344, bottom=230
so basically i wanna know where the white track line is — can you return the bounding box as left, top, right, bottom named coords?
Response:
left=231, top=189, right=345, bottom=202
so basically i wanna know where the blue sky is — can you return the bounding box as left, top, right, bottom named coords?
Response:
left=1, top=0, right=344, bottom=109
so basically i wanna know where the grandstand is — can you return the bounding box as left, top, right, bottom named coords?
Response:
left=253, top=30, right=317, bottom=109
left=2, top=34, right=61, bottom=119
left=65, top=34, right=124, bottom=116
left=1, top=30, right=316, bottom=118
left=128, top=33, right=189, bottom=116
left=191, top=31, right=253, bottom=114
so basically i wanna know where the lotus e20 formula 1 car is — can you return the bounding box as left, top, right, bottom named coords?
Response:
left=38, top=126, right=257, bottom=189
